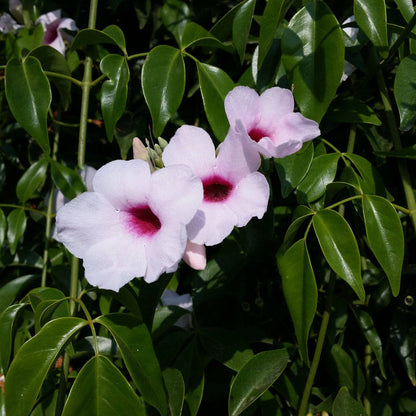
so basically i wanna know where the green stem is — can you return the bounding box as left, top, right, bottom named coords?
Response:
left=44, top=71, right=83, bottom=87
left=298, top=274, right=336, bottom=416
left=376, top=68, right=416, bottom=231
left=127, top=52, right=149, bottom=61
left=325, top=195, right=363, bottom=211
left=320, top=138, right=349, bottom=165
left=387, top=12, right=416, bottom=61
left=69, top=256, right=79, bottom=316
left=363, top=344, right=372, bottom=415
left=347, top=125, right=356, bottom=154
left=0, top=203, right=53, bottom=217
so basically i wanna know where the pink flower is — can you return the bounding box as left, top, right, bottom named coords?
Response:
left=55, top=159, right=203, bottom=291
left=36, top=9, right=78, bottom=55
left=162, top=125, right=270, bottom=246
left=183, top=240, right=206, bottom=270
left=224, top=86, right=320, bottom=158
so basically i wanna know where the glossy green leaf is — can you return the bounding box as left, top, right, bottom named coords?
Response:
left=329, top=344, right=365, bottom=396
left=278, top=239, right=317, bottom=364
left=0, top=303, right=27, bottom=374
left=71, top=25, right=126, bottom=54
left=100, top=54, right=130, bottom=141
left=354, top=0, right=388, bottom=57
left=232, top=0, right=255, bottom=63
left=51, top=160, right=86, bottom=200
left=16, top=158, right=49, bottom=203
left=186, top=371, right=204, bottom=416
left=297, top=153, right=340, bottom=203
left=326, top=96, right=382, bottom=126
left=96, top=313, right=167, bottom=415
left=394, top=54, right=416, bottom=131
left=313, top=209, right=364, bottom=301
left=275, top=141, right=314, bottom=198
left=161, top=0, right=191, bottom=45
left=5, top=56, right=51, bottom=154
left=0, top=209, right=6, bottom=249
left=283, top=206, right=314, bottom=248
left=29, top=45, right=72, bottom=110
left=142, top=45, right=185, bottom=138
left=210, top=2, right=241, bottom=40
left=362, top=195, right=403, bottom=296
left=5, top=317, right=88, bottom=416
left=333, top=386, right=367, bottom=416
left=281, top=1, right=345, bottom=122
left=62, top=355, right=145, bottom=416
left=353, top=308, right=386, bottom=378
left=228, top=349, right=289, bottom=416
left=0, top=275, right=38, bottom=315
left=73, top=336, right=120, bottom=358
left=345, top=153, right=386, bottom=196
left=7, top=209, right=27, bottom=255
left=152, top=305, right=189, bottom=339
left=163, top=368, right=185, bottom=416
left=258, top=0, right=292, bottom=66
left=196, top=62, right=235, bottom=141
left=181, top=22, right=232, bottom=52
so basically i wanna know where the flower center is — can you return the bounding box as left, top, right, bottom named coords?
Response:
left=248, top=127, right=268, bottom=143
left=203, top=176, right=233, bottom=202
left=43, top=19, right=61, bottom=44
left=126, top=205, right=161, bottom=237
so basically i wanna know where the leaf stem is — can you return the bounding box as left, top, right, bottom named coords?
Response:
left=127, top=52, right=149, bottom=61
left=44, top=71, right=83, bottom=87
left=0, top=203, right=53, bottom=217
left=325, top=195, right=363, bottom=211
left=376, top=68, right=416, bottom=231
left=298, top=274, right=335, bottom=416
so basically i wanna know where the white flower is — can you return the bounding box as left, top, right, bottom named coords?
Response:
left=163, top=125, right=269, bottom=246
left=341, top=16, right=359, bottom=82
left=0, top=13, right=22, bottom=33
left=55, top=159, right=203, bottom=291
left=36, top=9, right=78, bottom=55
left=224, top=86, right=320, bottom=159
left=160, top=289, right=193, bottom=329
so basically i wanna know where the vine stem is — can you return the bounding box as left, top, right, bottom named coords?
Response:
left=376, top=68, right=416, bottom=231
left=298, top=274, right=335, bottom=416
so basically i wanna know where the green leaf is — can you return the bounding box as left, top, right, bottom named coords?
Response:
left=228, top=349, right=289, bottom=416
left=313, top=209, right=364, bottom=301
left=29, top=45, right=72, bottom=110
left=275, top=141, right=314, bottom=198
left=161, top=0, right=191, bottom=45
left=163, top=368, right=185, bottom=416
left=16, top=158, right=49, bottom=203
left=326, top=96, right=382, bottom=126
left=0, top=303, right=27, bottom=374
left=278, top=239, right=317, bottom=364
left=5, top=56, right=51, bottom=154
left=210, top=2, right=242, bottom=40
left=329, top=345, right=366, bottom=396
left=96, top=313, right=167, bottom=415
left=258, top=0, right=293, bottom=66
left=297, top=153, right=340, bottom=203
left=100, top=54, right=130, bottom=141
left=281, top=1, right=345, bottom=122
left=5, top=317, right=88, bottom=416
left=394, top=54, right=416, bottom=131
left=283, top=206, right=314, bottom=249
left=232, top=0, right=256, bottom=63
left=333, top=386, right=367, bottom=416
left=71, top=25, right=126, bottom=54
left=353, top=308, right=386, bottom=378
left=196, top=62, right=235, bottom=141
left=51, top=161, right=86, bottom=200
left=0, top=209, right=6, bottom=249
left=354, top=0, right=388, bottom=58
left=181, top=22, right=232, bottom=52
left=7, top=209, right=27, bottom=255
left=362, top=195, right=404, bottom=296
left=61, top=355, right=145, bottom=416
left=142, top=45, right=185, bottom=138
left=152, top=305, right=189, bottom=339
left=0, top=275, right=38, bottom=315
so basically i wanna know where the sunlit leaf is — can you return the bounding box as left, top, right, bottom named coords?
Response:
left=232, top=0, right=256, bottom=63
left=51, top=161, right=86, bottom=200
left=161, top=0, right=191, bottom=45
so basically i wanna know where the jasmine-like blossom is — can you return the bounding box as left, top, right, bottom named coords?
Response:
left=160, top=289, right=193, bottom=329
left=162, top=125, right=269, bottom=246
left=341, top=16, right=359, bottom=82
left=224, top=86, right=320, bottom=159
left=55, top=159, right=203, bottom=291
left=36, top=9, right=78, bottom=55
left=0, top=12, right=22, bottom=33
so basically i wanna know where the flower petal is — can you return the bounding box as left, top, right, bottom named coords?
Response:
left=225, top=172, right=270, bottom=227
left=183, top=240, right=206, bottom=270
left=162, top=125, right=216, bottom=178
left=57, top=17, right=78, bottom=32
left=36, top=9, right=61, bottom=25
left=93, top=159, right=151, bottom=209
left=224, top=86, right=260, bottom=131
left=149, top=164, right=203, bottom=225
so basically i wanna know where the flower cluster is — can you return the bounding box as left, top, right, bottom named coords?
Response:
left=55, top=86, right=320, bottom=292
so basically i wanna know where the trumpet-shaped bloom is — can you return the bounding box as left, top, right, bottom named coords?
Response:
left=162, top=125, right=269, bottom=246
left=55, top=159, right=203, bottom=291
left=183, top=240, right=206, bottom=270
left=224, top=86, right=320, bottom=159
left=37, top=9, right=78, bottom=55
